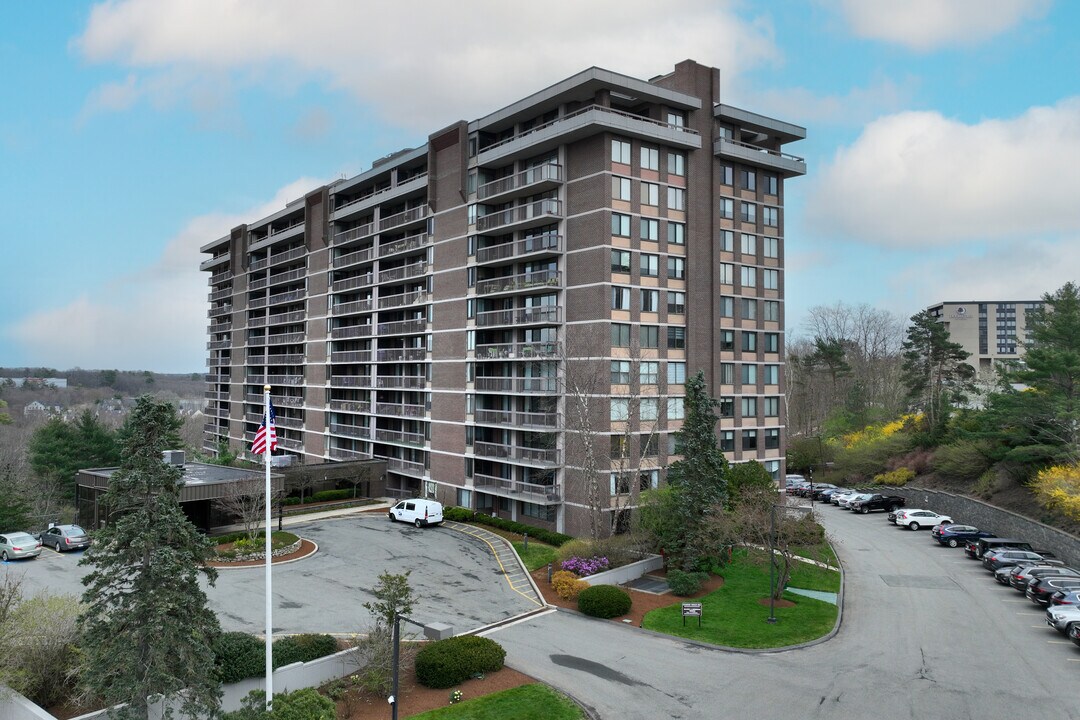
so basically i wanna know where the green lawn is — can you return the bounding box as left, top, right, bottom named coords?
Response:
left=512, top=541, right=558, bottom=571
left=643, top=554, right=839, bottom=648
left=791, top=542, right=839, bottom=567
left=406, top=683, right=583, bottom=720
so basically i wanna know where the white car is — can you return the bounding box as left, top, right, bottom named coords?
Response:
left=840, top=493, right=872, bottom=509
left=831, top=491, right=858, bottom=506
left=897, top=509, right=953, bottom=530
left=1046, top=604, right=1080, bottom=633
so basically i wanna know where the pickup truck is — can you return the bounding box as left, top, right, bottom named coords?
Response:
left=849, top=494, right=906, bottom=514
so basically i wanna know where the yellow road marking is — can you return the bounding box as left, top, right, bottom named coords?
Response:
left=445, top=523, right=542, bottom=607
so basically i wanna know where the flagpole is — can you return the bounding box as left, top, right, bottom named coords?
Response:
left=263, top=384, right=273, bottom=709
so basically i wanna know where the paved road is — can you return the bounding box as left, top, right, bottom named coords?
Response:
left=488, top=504, right=1080, bottom=720
left=0, top=515, right=538, bottom=635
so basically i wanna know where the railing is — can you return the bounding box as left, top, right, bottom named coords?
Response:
left=473, top=474, right=562, bottom=501
left=203, top=423, right=225, bottom=434
left=378, top=290, right=429, bottom=309
left=333, top=221, right=376, bottom=245
left=474, top=409, right=560, bottom=428
left=207, top=320, right=232, bottom=333
left=246, top=353, right=304, bottom=366
left=204, top=406, right=229, bottom=418
left=375, top=375, right=426, bottom=389
left=249, top=266, right=306, bottom=291
left=379, top=205, right=429, bottom=232
left=206, top=356, right=230, bottom=367
left=377, top=318, right=427, bottom=335
left=475, top=305, right=560, bottom=327
left=277, top=436, right=304, bottom=451
left=208, top=305, right=232, bottom=318
left=476, top=199, right=561, bottom=232
left=209, top=270, right=232, bottom=285
left=328, top=399, right=372, bottom=413
left=275, top=415, right=303, bottom=429
left=333, top=298, right=374, bottom=315
left=375, top=403, right=426, bottom=418
left=330, top=324, right=373, bottom=339
left=716, top=137, right=805, bottom=164
left=249, top=374, right=304, bottom=386
left=475, top=377, right=557, bottom=393
left=333, top=173, right=428, bottom=214
left=374, top=428, right=425, bottom=446
left=476, top=269, right=560, bottom=295
left=329, top=423, right=371, bottom=439
left=475, top=233, right=561, bottom=264
left=376, top=347, right=428, bottom=362
left=200, top=254, right=229, bottom=271
left=330, top=375, right=372, bottom=387
left=330, top=350, right=372, bottom=363
left=378, top=262, right=429, bottom=283
left=477, top=163, right=562, bottom=200
left=249, top=246, right=306, bottom=272
left=329, top=447, right=372, bottom=461
left=208, top=287, right=233, bottom=302
left=248, top=310, right=306, bottom=328
left=205, top=390, right=230, bottom=400
left=385, top=457, right=426, bottom=476
left=245, top=393, right=304, bottom=407
left=207, top=339, right=231, bottom=350
left=377, top=233, right=431, bottom=259
left=249, top=289, right=305, bottom=310
left=205, top=373, right=230, bottom=383
left=333, top=246, right=374, bottom=269
left=475, top=341, right=560, bottom=360
left=331, top=273, right=374, bottom=292
left=266, top=332, right=305, bottom=346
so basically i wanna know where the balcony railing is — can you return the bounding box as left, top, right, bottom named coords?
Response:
left=328, top=399, right=372, bottom=413
left=329, top=447, right=372, bottom=461
left=249, top=246, right=306, bottom=272
left=377, top=318, right=427, bottom=335
left=475, top=233, right=561, bottom=264
left=476, top=269, right=560, bottom=296
left=248, top=310, right=306, bottom=328
left=375, top=375, right=426, bottom=389
left=248, top=374, right=304, bottom=386
left=379, top=206, right=429, bottom=232
left=246, top=353, right=304, bottom=366
left=378, top=290, right=429, bottom=309
left=208, top=287, right=233, bottom=302
left=249, top=266, right=306, bottom=292
left=333, top=246, right=374, bottom=269
left=375, top=347, right=428, bottom=362
left=473, top=409, right=560, bottom=429
left=245, top=393, right=304, bottom=407
left=472, top=474, right=562, bottom=503
left=277, top=436, right=304, bottom=452
left=374, top=428, right=425, bottom=447
left=329, top=423, right=371, bottom=439
left=207, top=339, right=231, bottom=350
left=385, top=457, right=426, bottom=476
left=330, top=324, right=373, bottom=339
left=375, top=403, right=426, bottom=418
left=475, top=341, right=560, bottom=360
left=330, top=350, right=372, bottom=363
left=475, top=377, right=557, bottom=393
left=205, top=390, right=230, bottom=400
left=331, top=273, right=374, bottom=293
left=208, top=305, right=233, bottom=318
left=474, top=442, right=559, bottom=465
left=332, top=298, right=374, bottom=315
left=209, top=270, right=232, bottom=285
left=377, top=233, right=431, bottom=259
left=378, top=262, right=429, bottom=284
left=265, top=332, right=305, bottom=346
left=333, top=173, right=428, bottom=215
left=476, top=199, right=561, bottom=233
left=200, top=254, right=229, bottom=271
left=477, top=163, right=562, bottom=201
left=249, top=289, right=305, bottom=310
left=333, top=221, right=376, bottom=245
left=475, top=305, right=561, bottom=328
left=330, top=375, right=373, bottom=388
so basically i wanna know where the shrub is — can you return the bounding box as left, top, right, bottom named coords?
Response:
left=2, top=591, right=82, bottom=707
left=577, top=584, right=632, bottom=618
left=281, top=496, right=302, bottom=506
left=414, top=635, right=506, bottom=689
left=554, top=538, right=593, bottom=564
left=213, top=631, right=265, bottom=683
left=931, top=441, right=991, bottom=482
left=310, top=489, right=353, bottom=503
left=1031, top=464, right=1080, bottom=522
left=666, top=569, right=708, bottom=597
left=467, top=512, right=574, bottom=546
left=272, top=633, right=340, bottom=669
left=551, top=570, right=588, bottom=600
left=271, top=687, right=336, bottom=720
left=559, top=555, right=610, bottom=577
left=874, top=467, right=914, bottom=487
left=443, top=506, right=475, bottom=522
left=971, top=469, right=999, bottom=499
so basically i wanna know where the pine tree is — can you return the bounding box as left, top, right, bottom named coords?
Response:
left=78, top=396, right=222, bottom=719
left=901, top=309, right=974, bottom=434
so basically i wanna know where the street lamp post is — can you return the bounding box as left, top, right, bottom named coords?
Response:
left=390, top=614, right=453, bottom=720
left=767, top=503, right=778, bottom=624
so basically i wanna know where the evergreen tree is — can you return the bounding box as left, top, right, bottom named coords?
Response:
left=901, top=309, right=974, bottom=434
left=27, top=411, right=121, bottom=498
left=78, top=396, right=221, bottom=719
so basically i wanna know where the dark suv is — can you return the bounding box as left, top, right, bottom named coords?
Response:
left=933, top=525, right=994, bottom=548
left=983, top=549, right=1046, bottom=572
left=849, top=494, right=905, bottom=514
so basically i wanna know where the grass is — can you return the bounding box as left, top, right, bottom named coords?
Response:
left=791, top=542, right=838, bottom=567
left=512, top=541, right=558, bottom=571
left=642, top=552, right=839, bottom=648
left=406, top=683, right=583, bottom=720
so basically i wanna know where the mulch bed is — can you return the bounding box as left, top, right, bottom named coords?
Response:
left=207, top=538, right=317, bottom=568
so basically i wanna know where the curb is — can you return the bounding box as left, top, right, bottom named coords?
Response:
left=210, top=538, right=319, bottom=571
left=442, top=521, right=548, bottom=608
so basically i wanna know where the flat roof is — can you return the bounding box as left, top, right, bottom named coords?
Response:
left=81, top=462, right=270, bottom=487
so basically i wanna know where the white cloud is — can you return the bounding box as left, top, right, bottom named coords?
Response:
left=835, top=0, right=1051, bottom=51
left=737, top=75, right=918, bottom=128
left=6, top=179, right=322, bottom=373
left=806, top=99, right=1080, bottom=247
left=73, top=0, right=780, bottom=129
left=78, top=73, right=139, bottom=123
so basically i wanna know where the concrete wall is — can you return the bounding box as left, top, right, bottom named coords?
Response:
left=882, top=487, right=1080, bottom=568
left=583, top=553, right=664, bottom=586
left=0, top=689, right=56, bottom=720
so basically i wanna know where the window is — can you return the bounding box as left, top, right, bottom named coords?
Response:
left=668, top=221, right=685, bottom=245
left=467, top=204, right=478, bottom=225
left=640, top=325, right=659, bottom=348
left=719, top=263, right=734, bottom=285
left=612, top=213, right=631, bottom=237
left=667, top=187, right=686, bottom=211
left=741, top=298, right=757, bottom=320
left=740, top=202, right=757, bottom=224
left=639, top=469, right=659, bottom=492
left=719, top=397, right=734, bottom=417
left=611, top=249, right=631, bottom=274
left=640, top=253, right=659, bottom=276
left=612, top=286, right=631, bottom=310
left=611, top=398, right=629, bottom=422
left=741, top=234, right=756, bottom=256
left=640, top=398, right=659, bottom=421
left=719, top=230, right=734, bottom=252
left=720, top=330, right=735, bottom=351
left=763, top=269, right=779, bottom=290
left=764, top=333, right=779, bottom=353
left=763, top=206, right=779, bottom=227
left=764, top=364, right=779, bottom=384
left=611, top=138, right=631, bottom=164
left=668, top=291, right=686, bottom=314
left=764, top=300, right=780, bottom=322
left=667, top=397, right=685, bottom=420
left=641, top=146, right=659, bottom=171
left=741, top=364, right=757, bottom=384
left=641, top=289, right=659, bottom=313
left=742, top=332, right=757, bottom=352
left=667, top=151, right=686, bottom=176
left=720, top=362, right=735, bottom=384
left=668, top=257, right=685, bottom=280
left=640, top=435, right=658, bottom=457
left=719, top=198, right=734, bottom=219
left=720, top=296, right=734, bottom=318
left=764, top=397, right=779, bottom=417
left=765, top=428, right=780, bottom=449
left=763, top=236, right=778, bottom=258
left=667, top=361, right=686, bottom=384
left=521, top=502, right=555, bottom=521
left=640, top=361, right=659, bottom=385
left=669, top=432, right=686, bottom=456
left=666, top=111, right=686, bottom=128
left=720, top=430, right=735, bottom=451
left=742, top=430, right=758, bottom=450
left=612, top=323, right=631, bottom=347
left=720, top=164, right=733, bottom=185
left=610, top=360, right=630, bottom=385
left=741, top=266, right=756, bottom=288
left=667, top=326, right=686, bottom=349
left=764, top=174, right=778, bottom=195
left=741, top=169, right=756, bottom=191
left=640, top=218, right=659, bottom=242
left=741, top=397, right=757, bottom=417
left=611, top=435, right=628, bottom=459
left=641, top=182, right=659, bottom=206
left=612, top=176, right=631, bottom=201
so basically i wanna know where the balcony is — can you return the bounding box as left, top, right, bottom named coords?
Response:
left=248, top=219, right=305, bottom=253
left=474, top=442, right=560, bottom=466
left=265, top=331, right=305, bottom=346
left=249, top=289, right=305, bottom=310
left=245, top=393, right=304, bottom=407
left=379, top=205, right=429, bottom=233
left=377, top=318, right=427, bottom=336
left=475, top=233, right=561, bottom=265
left=378, top=290, right=429, bottom=310
left=329, top=447, right=372, bottom=461
left=331, top=273, right=374, bottom=293
left=246, top=353, right=304, bottom=366
left=713, top=137, right=806, bottom=177
left=474, top=409, right=560, bottom=429
left=476, top=269, right=560, bottom=296
left=472, top=473, right=562, bottom=504
left=248, top=374, right=304, bottom=386
left=204, top=406, right=229, bottom=418
left=375, top=375, right=426, bottom=389
left=385, top=457, right=426, bottom=477
left=206, top=356, right=230, bottom=367
left=208, top=305, right=233, bottom=318
left=275, top=415, right=303, bottom=430
left=328, top=399, right=372, bottom=413
left=333, top=246, right=375, bottom=269
left=330, top=375, right=373, bottom=388
left=200, top=254, right=229, bottom=271
left=476, top=199, right=561, bottom=233
left=332, top=172, right=428, bottom=221
left=477, top=163, right=562, bottom=203
left=474, top=377, right=557, bottom=394
left=330, top=324, right=373, bottom=340
left=207, top=339, right=231, bottom=350
left=205, top=390, right=230, bottom=400
left=377, top=233, right=431, bottom=259
left=333, top=221, right=376, bottom=246
left=332, top=298, right=374, bottom=316
left=209, top=270, right=232, bottom=285
left=329, top=423, right=371, bottom=439
left=249, top=266, right=306, bottom=292
left=205, top=373, right=231, bottom=383
left=375, top=403, right=426, bottom=419
left=375, top=347, right=428, bottom=362
left=208, top=287, right=232, bottom=302
left=378, top=262, right=429, bottom=284
left=374, top=428, right=425, bottom=447
left=248, top=310, right=305, bottom=328
left=475, top=341, right=560, bottom=360
left=249, top=245, right=307, bottom=272
left=475, top=305, right=561, bottom=328
left=277, top=436, right=304, bottom=452
left=330, top=349, right=372, bottom=363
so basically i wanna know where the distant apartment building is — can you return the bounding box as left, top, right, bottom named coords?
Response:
left=200, top=60, right=806, bottom=535
left=928, top=300, right=1044, bottom=373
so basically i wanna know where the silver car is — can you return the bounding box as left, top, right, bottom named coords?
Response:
left=1046, top=604, right=1080, bottom=633
left=38, top=524, right=91, bottom=553
left=0, top=531, right=42, bottom=561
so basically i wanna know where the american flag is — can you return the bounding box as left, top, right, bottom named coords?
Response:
left=251, top=400, right=277, bottom=455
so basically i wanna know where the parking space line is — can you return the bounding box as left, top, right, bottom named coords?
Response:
left=1001, top=599, right=1030, bottom=603
left=1069, top=658, right=1080, bottom=662
left=1047, top=640, right=1072, bottom=645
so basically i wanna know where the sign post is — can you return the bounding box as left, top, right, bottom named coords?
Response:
left=681, top=602, right=702, bottom=628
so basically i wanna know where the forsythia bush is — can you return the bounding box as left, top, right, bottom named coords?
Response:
left=874, top=468, right=915, bottom=486
left=841, top=413, right=923, bottom=449
left=551, top=570, right=588, bottom=600
left=1031, top=464, right=1080, bottom=522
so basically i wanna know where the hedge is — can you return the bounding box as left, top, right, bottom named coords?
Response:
left=272, top=633, right=340, bottom=669
left=213, top=632, right=265, bottom=684
left=310, top=489, right=354, bottom=503
left=442, top=506, right=574, bottom=547
left=223, top=688, right=335, bottom=720
left=577, top=585, right=632, bottom=619
left=414, top=635, right=506, bottom=689
left=666, top=569, right=708, bottom=597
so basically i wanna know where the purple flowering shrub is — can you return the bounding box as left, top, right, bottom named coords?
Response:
left=560, top=555, right=610, bottom=577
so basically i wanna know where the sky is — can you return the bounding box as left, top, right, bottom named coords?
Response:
left=2, top=0, right=1079, bottom=373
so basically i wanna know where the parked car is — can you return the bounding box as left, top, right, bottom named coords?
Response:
left=387, top=498, right=444, bottom=527
left=849, top=494, right=905, bottom=514
left=887, top=507, right=909, bottom=523
left=841, top=493, right=873, bottom=509
left=897, top=510, right=952, bottom=530
left=809, top=484, right=839, bottom=501
left=1050, top=590, right=1080, bottom=606
left=1069, top=623, right=1080, bottom=648
left=1046, top=604, right=1080, bottom=633
left=1010, top=565, right=1080, bottom=591
left=1026, top=576, right=1080, bottom=605
left=933, top=525, right=994, bottom=548
left=967, top=537, right=1035, bottom=560
left=831, top=491, right=859, bottom=506
left=37, top=524, right=90, bottom=553
left=0, top=531, right=42, bottom=561
left=818, top=488, right=851, bottom=502
left=785, top=480, right=809, bottom=496
left=983, top=549, right=1047, bottom=572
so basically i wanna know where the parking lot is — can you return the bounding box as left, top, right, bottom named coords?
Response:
left=0, top=514, right=539, bottom=635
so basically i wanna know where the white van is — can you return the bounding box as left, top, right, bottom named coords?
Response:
left=388, top=498, right=444, bottom=527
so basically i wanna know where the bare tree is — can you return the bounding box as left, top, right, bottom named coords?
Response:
left=217, top=477, right=281, bottom=540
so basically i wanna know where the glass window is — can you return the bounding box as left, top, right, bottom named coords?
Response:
left=668, top=221, right=685, bottom=245
left=611, top=249, right=631, bottom=274
left=719, top=397, right=735, bottom=417
left=667, top=187, right=686, bottom=211
left=666, top=111, right=686, bottom=128
left=764, top=397, right=779, bottom=416
left=742, top=332, right=757, bottom=352
left=719, top=230, right=734, bottom=252
left=720, top=198, right=734, bottom=219
left=641, top=218, right=659, bottom=242
left=764, top=364, right=779, bottom=384
left=611, top=435, right=628, bottom=459
left=741, top=266, right=756, bottom=288
left=720, top=330, right=735, bottom=351
left=640, top=361, right=659, bottom=384
left=720, top=296, right=734, bottom=318
left=667, top=361, right=686, bottom=384
left=764, top=174, right=778, bottom=195
left=741, top=169, right=756, bottom=191
left=741, top=202, right=757, bottom=224
left=640, top=253, right=659, bottom=277
left=640, top=398, right=659, bottom=421
left=612, top=176, right=631, bottom=201
left=611, top=139, right=631, bottom=164
left=611, top=323, right=631, bottom=347
left=668, top=290, right=686, bottom=315
left=763, top=206, right=779, bottom=227
left=641, top=146, right=659, bottom=171
left=741, top=234, right=756, bottom=255
left=742, top=429, right=758, bottom=450
left=641, top=182, right=659, bottom=206
left=741, top=397, right=757, bottom=417
left=640, top=436, right=658, bottom=458
left=719, top=363, right=734, bottom=384
left=764, top=333, right=779, bottom=353
left=667, top=397, right=685, bottom=420
left=667, top=151, right=686, bottom=177
left=764, top=300, right=780, bottom=322
left=765, top=428, right=781, bottom=449
left=668, top=257, right=685, bottom=280
left=742, top=364, right=757, bottom=384
left=667, top=326, right=686, bottom=349
left=640, top=325, right=659, bottom=348
left=741, top=298, right=757, bottom=320
left=720, top=165, right=733, bottom=185
left=612, top=286, right=631, bottom=310
left=763, top=269, right=779, bottom=290
left=720, top=430, right=735, bottom=451
left=641, top=289, right=659, bottom=313
left=610, top=360, right=630, bottom=384
left=719, top=263, right=734, bottom=285
left=611, top=398, right=629, bottom=422
left=762, top=236, right=778, bottom=258
left=612, top=213, right=631, bottom=237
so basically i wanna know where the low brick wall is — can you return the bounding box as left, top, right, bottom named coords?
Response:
left=882, top=487, right=1080, bottom=568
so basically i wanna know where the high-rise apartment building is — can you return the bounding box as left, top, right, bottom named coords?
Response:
left=200, top=60, right=806, bottom=535
left=928, top=300, right=1044, bottom=374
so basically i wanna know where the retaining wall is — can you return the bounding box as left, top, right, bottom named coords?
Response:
left=0, top=689, right=55, bottom=720
left=583, top=554, right=664, bottom=586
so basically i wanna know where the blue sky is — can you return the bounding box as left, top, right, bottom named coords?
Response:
left=2, top=0, right=1078, bottom=373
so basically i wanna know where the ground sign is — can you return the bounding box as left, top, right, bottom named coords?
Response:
left=682, top=602, right=702, bottom=627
